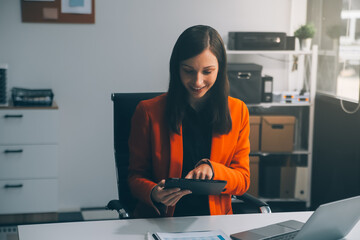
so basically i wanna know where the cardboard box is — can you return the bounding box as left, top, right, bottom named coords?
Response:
left=249, top=116, right=261, bottom=152
left=261, top=116, right=296, bottom=152
left=247, top=156, right=259, bottom=197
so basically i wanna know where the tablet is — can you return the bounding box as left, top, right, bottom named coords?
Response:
left=164, top=178, right=227, bottom=195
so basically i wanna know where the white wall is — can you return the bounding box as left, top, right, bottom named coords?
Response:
left=0, top=0, right=306, bottom=211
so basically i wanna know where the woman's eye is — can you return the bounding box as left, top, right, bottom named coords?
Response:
left=203, top=71, right=212, bottom=75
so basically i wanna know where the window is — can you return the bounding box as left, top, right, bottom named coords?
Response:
left=308, top=0, right=360, bottom=105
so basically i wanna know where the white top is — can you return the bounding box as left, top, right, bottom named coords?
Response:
left=18, top=212, right=360, bottom=240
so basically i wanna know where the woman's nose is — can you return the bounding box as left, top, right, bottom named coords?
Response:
left=194, top=73, right=204, bottom=86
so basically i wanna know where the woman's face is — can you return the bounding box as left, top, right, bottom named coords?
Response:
left=179, top=48, right=219, bottom=105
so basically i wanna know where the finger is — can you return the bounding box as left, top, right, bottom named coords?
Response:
left=162, top=190, right=186, bottom=206
left=158, top=179, right=166, bottom=187
left=170, top=194, right=187, bottom=206
left=185, top=170, right=194, bottom=179
left=194, top=170, right=203, bottom=180
left=157, top=186, right=183, bottom=202
left=163, top=189, right=191, bottom=205
left=166, top=190, right=192, bottom=206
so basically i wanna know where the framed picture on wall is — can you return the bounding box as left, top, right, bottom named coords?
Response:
left=21, top=0, right=95, bottom=24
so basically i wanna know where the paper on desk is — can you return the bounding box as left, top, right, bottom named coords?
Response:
left=153, top=229, right=231, bottom=240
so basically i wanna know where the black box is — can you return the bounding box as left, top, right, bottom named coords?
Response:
left=228, top=32, right=287, bottom=50
left=259, top=158, right=281, bottom=198
left=286, top=36, right=295, bottom=50
left=261, top=75, right=273, bottom=102
left=0, top=66, right=7, bottom=105
left=227, top=63, right=262, bottom=104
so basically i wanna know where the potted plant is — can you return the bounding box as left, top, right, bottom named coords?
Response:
left=294, top=23, right=316, bottom=50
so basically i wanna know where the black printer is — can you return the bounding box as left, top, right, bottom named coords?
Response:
left=228, top=32, right=294, bottom=50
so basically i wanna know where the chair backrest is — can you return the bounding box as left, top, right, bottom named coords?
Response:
left=111, top=92, right=164, bottom=217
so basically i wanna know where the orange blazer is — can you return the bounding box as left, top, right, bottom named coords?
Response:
left=128, top=93, right=250, bottom=218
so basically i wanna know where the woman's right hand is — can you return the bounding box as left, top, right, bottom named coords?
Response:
left=151, top=179, right=192, bottom=207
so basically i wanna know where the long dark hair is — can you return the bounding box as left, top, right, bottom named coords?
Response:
left=166, top=25, right=232, bottom=135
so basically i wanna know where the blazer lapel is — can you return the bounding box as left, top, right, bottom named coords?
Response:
left=169, top=125, right=183, bottom=178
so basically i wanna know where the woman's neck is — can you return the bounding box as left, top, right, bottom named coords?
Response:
left=189, top=95, right=209, bottom=111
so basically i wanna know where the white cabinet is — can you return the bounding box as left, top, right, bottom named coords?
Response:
left=227, top=46, right=318, bottom=208
left=0, top=105, right=58, bottom=214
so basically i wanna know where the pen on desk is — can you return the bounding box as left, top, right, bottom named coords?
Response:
left=145, top=232, right=158, bottom=240
left=152, top=233, right=160, bottom=240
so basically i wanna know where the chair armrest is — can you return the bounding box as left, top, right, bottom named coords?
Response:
left=234, top=193, right=271, bottom=213
left=106, top=199, right=130, bottom=218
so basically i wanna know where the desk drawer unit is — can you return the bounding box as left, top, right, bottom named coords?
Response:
left=0, top=179, right=58, bottom=214
left=0, top=145, right=57, bottom=179
left=0, top=107, right=58, bottom=215
left=0, top=110, right=58, bottom=145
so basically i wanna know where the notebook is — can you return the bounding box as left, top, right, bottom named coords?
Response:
left=230, top=195, right=360, bottom=240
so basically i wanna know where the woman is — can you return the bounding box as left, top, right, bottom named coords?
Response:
left=128, top=25, right=250, bottom=218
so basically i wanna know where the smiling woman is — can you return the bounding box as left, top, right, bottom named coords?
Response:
left=179, top=49, right=219, bottom=109
left=127, top=25, right=251, bottom=219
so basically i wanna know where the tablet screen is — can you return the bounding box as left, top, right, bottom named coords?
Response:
left=164, top=178, right=227, bottom=195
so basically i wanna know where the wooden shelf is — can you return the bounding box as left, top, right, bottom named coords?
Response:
left=0, top=101, right=58, bottom=110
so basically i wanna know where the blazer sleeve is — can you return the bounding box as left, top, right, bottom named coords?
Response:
left=127, top=102, right=159, bottom=210
left=211, top=100, right=251, bottom=196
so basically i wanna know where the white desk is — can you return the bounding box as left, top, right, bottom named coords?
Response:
left=18, top=212, right=360, bottom=240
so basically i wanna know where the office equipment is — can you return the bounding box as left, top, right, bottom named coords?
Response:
left=286, top=36, right=296, bottom=50
left=106, top=93, right=271, bottom=218
left=227, top=63, right=263, bottom=104
left=228, top=32, right=287, bottom=50
left=0, top=64, right=7, bottom=105
left=17, top=211, right=360, bottom=240
left=11, top=87, right=54, bottom=106
left=261, top=76, right=273, bottom=103
left=230, top=195, right=360, bottom=240
left=281, top=92, right=309, bottom=104
left=164, top=178, right=227, bottom=195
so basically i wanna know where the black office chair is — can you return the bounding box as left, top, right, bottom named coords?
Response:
left=106, top=92, right=271, bottom=218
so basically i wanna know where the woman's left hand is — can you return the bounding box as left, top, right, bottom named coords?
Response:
left=185, top=162, right=213, bottom=180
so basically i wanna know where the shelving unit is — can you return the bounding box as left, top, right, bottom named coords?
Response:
left=227, top=46, right=318, bottom=208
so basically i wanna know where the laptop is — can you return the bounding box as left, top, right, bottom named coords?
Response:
left=230, top=195, right=360, bottom=240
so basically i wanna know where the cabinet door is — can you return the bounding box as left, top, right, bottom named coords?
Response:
left=0, top=179, right=58, bottom=214
left=0, top=145, right=57, bottom=179
left=0, top=110, right=58, bottom=145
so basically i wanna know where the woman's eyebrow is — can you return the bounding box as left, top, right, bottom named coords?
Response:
left=204, top=66, right=216, bottom=69
left=181, top=64, right=193, bottom=68
left=181, top=64, right=216, bottom=69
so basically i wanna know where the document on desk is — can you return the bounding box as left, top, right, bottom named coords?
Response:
left=150, top=229, right=231, bottom=240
